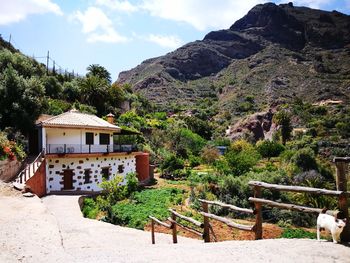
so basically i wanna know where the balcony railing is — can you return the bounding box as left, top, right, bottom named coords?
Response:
left=46, top=144, right=138, bottom=154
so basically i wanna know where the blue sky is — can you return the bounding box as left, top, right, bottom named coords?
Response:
left=0, top=0, right=349, bottom=81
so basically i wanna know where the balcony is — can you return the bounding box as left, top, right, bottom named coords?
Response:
left=46, top=144, right=138, bottom=154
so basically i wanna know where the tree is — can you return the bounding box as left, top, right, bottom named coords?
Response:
left=273, top=110, right=292, bottom=145
left=86, top=64, right=111, bottom=84
left=0, top=66, right=46, bottom=134
left=256, top=140, right=285, bottom=160
left=79, top=75, right=109, bottom=115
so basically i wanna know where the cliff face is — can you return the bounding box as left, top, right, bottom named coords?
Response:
left=117, top=3, right=350, bottom=113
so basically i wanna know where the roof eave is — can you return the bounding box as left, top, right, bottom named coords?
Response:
left=41, top=124, right=121, bottom=132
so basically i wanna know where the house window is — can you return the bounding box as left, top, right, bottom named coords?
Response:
left=84, top=169, right=91, bottom=184
left=86, top=132, right=94, bottom=145
left=99, top=133, right=110, bottom=145
left=118, top=164, right=124, bottom=174
left=101, top=167, right=109, bottom=180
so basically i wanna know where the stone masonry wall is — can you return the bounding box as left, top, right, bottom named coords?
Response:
left=46, top=155, right=136, bottom=193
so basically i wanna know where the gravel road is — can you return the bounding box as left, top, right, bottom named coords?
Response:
left=1, top=191, right=350, bottom=263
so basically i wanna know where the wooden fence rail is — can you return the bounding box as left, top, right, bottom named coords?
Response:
left=248, top=181, right=349, bottom=196
left=199, top=199, right=256, bottom=242
left=148, top=216, right=172, bottom=244
left=200, top=212, right=254, bottom=231
left=248, top=197, right=323, bottom=214
left=198, top=199, right=254, bottom=214
left=169, top=209, right=204, bottom=227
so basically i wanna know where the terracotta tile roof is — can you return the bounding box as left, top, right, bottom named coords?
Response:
left=38, top=109, right=121, bottom=132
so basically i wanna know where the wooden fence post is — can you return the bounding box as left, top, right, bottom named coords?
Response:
left=334, top=158, right=350, bottom=242
left=202, top=202, right=210, bottom=242
left=151, top=219, right=155, bottom=244
left=171, top=212, right=178, bottom=244
left=254, top=186, right=263, bottom=240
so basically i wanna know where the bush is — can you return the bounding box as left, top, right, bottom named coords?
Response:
left=281, top=228, right=316, bottom=239
left=217, top=170, right=289, bottom=210
left=82, top=198, right=99, bottom=219
left=291, top=148, right=318, bottom=171
left=223, top=140, right=261, bottom=176
left=256, top=140, right=285, bottom=159
left=201, top=145, right=220, bottom=164
left=160, top=154, right=184, bottom=177
left=110, top=188, right=184, bottom=229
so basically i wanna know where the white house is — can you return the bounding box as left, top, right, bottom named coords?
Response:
left=15, top=109, right=150, bottom=196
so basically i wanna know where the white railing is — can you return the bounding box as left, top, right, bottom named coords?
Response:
left=46, top=144, right=138, bottom=154
left=15, top=151, right=44, bottom=185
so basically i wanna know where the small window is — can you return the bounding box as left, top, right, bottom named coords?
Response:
left=84, top=169, right=91, bottom=184
left=118, top=164, right=124, bottom=174
left=101, top=167, right=109, bottom=180
left=86, top=132, right=94, bottom=145
left=99, top=133, right=110, bottom=145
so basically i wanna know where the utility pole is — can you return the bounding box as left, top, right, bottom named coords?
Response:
left=9, top=34, right=11, bottom=44
left=46, top=51, right=49, bottom=75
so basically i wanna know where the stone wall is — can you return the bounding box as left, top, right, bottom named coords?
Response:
left=0, top=159, right=22, bottom=182
left=46, top=154, right=136, bottom=193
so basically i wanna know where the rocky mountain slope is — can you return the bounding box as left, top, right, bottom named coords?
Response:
left=117, top=3, right=350, bottom=124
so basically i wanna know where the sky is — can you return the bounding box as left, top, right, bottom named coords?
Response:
left=0, top=0, right=349, bottom=81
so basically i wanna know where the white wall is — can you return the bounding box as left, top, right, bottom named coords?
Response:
left=45, top=127, right=114, bottom=154
left=46, top=154, right=136, bottom=193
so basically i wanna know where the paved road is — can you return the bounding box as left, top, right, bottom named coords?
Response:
left=1, top=194, right=350, bottom=263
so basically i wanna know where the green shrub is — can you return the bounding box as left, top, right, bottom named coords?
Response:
left=217, top=170, right=289, bottom=211
left=188, top=154, right=201, bottom=168
left=291, top=148, right=318, bottom=171
left=224, top=140, right=261, bottom=176
left=110, top=188, right=184, bottom=229
left=160, top=154, right=184, bottom=175
left=281, top=228, right=316, bottom=239
left=256, top=140, right=285, bottom=159
left=82, top=198, right=99, bottom=219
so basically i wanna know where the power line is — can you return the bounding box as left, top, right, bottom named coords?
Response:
left=1, top=33, right=82, bottom=78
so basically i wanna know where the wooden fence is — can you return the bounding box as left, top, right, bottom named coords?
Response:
left=149, top=157, right=350, bottom=243
left=248, top=156, right=350, bottom=242
left=149, top=202, right=256, bottom=244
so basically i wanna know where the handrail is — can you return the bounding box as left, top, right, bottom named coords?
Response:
left=248, top=181, right=350, bottom=196
left=248, top=197, right=323, bottom=214
left=14, top=150, right=44, bottom=184
left=198, top=199, right=254, bottom=214
left=200, top=212, right=254, bottom=231
left=169, top=209, right=204, bottom=228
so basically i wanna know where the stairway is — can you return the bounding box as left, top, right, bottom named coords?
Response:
left=14, top=151, right=45, bottom=186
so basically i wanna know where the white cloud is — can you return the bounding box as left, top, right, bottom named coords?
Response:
left=95, top=0, right=138, bottom=13
left=71, top=7, right=128, bottom=43
left=145, top=34, right=183, bottom=48
left=0, top=0, right=63, bottom=25
left=141, top=0, right=266, bottom=31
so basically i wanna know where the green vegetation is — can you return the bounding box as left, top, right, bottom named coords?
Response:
left=110, top=188, right=184, bottom=229
left=280, top=228, right=316, bottom=239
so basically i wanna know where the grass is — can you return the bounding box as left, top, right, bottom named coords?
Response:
left=280, top=227, right=317, bottom=239
left=110, top=188, right=185, bottom=229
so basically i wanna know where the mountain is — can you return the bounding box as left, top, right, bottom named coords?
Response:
left=117, top=3, right=350, bottom=123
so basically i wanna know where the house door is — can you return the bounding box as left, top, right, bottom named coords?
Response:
left=63, top=170, right=74, bottom=190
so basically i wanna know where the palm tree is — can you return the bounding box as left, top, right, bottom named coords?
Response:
left=86, top=64, right=112, bottom=84
left=79, top=75, right=109, bottom=114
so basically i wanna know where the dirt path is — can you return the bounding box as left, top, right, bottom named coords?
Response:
left=1, top=191, right=350, bottom=263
